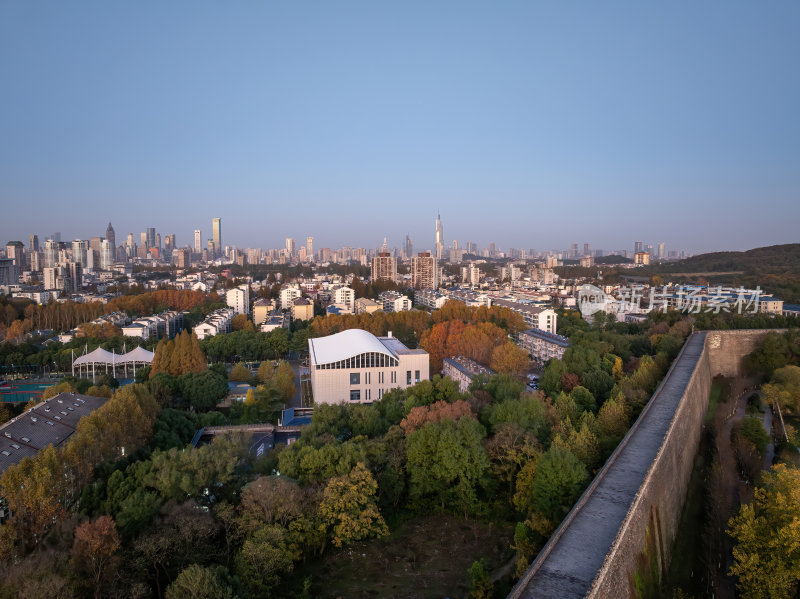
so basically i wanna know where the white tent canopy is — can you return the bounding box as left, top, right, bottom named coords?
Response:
left=71, top=345, right=154, bottom=382
left=118, top=346, right=154, bottom=365
left=73, top=347, right=117, bottom=366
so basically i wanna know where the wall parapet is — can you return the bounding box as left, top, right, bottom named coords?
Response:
left=509, top=329, right=778, bottom=598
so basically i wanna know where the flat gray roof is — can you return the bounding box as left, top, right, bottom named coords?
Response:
left=0, top=392, right=108, bottom=473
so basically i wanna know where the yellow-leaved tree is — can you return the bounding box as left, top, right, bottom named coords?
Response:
left=728, top=463, right=800, bottom=599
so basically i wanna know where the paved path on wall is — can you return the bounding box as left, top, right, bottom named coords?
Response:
left=510, top=333, right=707, bottom=599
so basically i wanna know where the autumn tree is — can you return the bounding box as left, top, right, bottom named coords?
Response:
left=490, top=342, right=530, bottom=378
left=71, top=516, right=121, bottom=599
left=229, top=362, right=252, bottom=382
left=231, top=313, right=255, bottom=332
left=400, top=399, right=474, bottom=434
left=0, top=445, right=67, bottom=556
left=319, top=462, right=389, bottom=549
left=150, top=330, right=207, bottom=377
left=728, top=464, right=800, bottom=599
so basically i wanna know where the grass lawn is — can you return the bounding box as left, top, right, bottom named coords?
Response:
left=295, top=514, right=515, bottom=599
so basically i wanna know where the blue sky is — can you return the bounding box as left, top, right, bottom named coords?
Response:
left=1, top=1, right=798, bottom=255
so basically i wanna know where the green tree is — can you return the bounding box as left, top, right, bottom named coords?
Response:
left=235, top=526, right=294, bottom=597
left=468, top=559, right=493, bottom=599
left=728, top=464, right=800, bottom=599
left=319, top=462, right=389, bottom=549
left=406, top=417, right=489, bottom=515
left=530, top=446, right=588, bottom=522
left=569, top=385, right=596, bottom=414
left=179, top=370, right=228, bottom=411
left=165, top=564, right=237, bottom=599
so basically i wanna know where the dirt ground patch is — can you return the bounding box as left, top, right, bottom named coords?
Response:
left=299, top=515, right=515, bottom=599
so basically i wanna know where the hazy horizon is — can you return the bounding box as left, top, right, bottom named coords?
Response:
left=2, top=2, right=799, bottom=254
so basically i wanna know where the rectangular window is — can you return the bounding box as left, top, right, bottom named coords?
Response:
left=415, top=370, right=421, bottom=383
left=407, top=371, right=412, bottom=385
left=350, top=373, right=360, bottom=385
left=350, top=390, right=361, bottom=401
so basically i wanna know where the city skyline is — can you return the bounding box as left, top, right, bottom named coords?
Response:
left=2, top=3, right=799, bottom=253
left=7, top=215, right=680, bottom=260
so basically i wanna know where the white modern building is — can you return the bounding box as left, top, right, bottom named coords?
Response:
left=308, top=329, right=429, bottom=405
left=379, top=290, right=411, bottom=313
left=332, top=286, right=355, bottom=313
left=193, top=308, right=235, bottom=340
left=226, top=284, right=250, bottom=316
left=279, top=284, right=302, bottom=310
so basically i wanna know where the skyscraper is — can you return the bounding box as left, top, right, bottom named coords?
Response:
left=435, top=213, right=444, bottom=260
left=106, top=222, right=116, bottom=252
left=635, top=241, right=643, bottom=254
left=29, top=234, right=39, bottom=253
left=306, top=237, right=314, bottom=261
left=212, top=218, right=222, bottom=256
left=100, top=239, right=114, bottom=270
left=405, top=234, right=413, bottom=259
left=285, top=238, right=296, bottom=258
left=72, top=240, right=87, bottom=267
left=146, top=228, right=156, bottom=249
left=5, top=242, right=24, bottom=266
left=194, top=230, right=202, bottom=254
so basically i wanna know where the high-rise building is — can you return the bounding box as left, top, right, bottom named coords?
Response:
left=66, top=261, right=83, bottom=293
left=100, top=239, right=114, bottom=270
left=584, top=243, right=590, bottom=256
left=43, top=239, right=58, bottom=269
left=435, top=213, right=444, bottom=260
left=412, top=252, right=438, bottom=290
left=371, top=252, right=397, bottom=283
left=657, top=242, right=665, bottom=260
left=29, top=234, right=39, bottom=253
left=193, top=230, right=202, bottom=254
left=212, top=218, right=222, bottom=256
left=106, top=222, right=116, bottom=252
left=306, top=237, right=314, bottom=261
left=405, top=234, right=413, bottom=259
left=634, top=241, right=643, bottom=254
left=5, top=241, right=24, bottom=267
left=146, top=228, right=156, bottom=250
left=0, top=258, right=19, bottom=285
left=174, top=248, right=191, bottom=268
left=285, top=238, right=296, bottom=258
left=155, top=233, right=161, bottom=250
left=71, top=240, right=87, bottom=267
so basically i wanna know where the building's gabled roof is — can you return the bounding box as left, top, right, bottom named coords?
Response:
left=308, top=329, right=399, bottom=366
